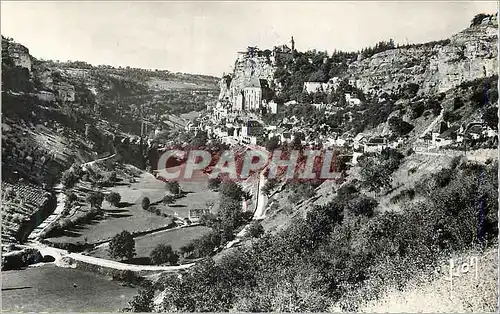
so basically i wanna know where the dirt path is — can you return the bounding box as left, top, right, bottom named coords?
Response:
left=28, top=183, right=66, bottom=240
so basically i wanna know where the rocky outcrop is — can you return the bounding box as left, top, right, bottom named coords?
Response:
left=423, top=21, right=498, bottom=93
left=220, top=49, right=276, bottom=104
left=4, top=40, right=33, bottom=73
left=348, top=16, right=498, bottom=96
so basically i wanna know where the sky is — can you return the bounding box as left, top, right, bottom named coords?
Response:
left=1, top=1, right=498, bottom=76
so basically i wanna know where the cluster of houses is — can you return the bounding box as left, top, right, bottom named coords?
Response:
left=420, top=121, right=498, bottom=148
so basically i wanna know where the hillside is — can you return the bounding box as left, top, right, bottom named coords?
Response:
left=1, top=10, right=498, bottom=314
left=1, top=35, right=219, bottom=247
left=143, top=13, right=498, bottom=313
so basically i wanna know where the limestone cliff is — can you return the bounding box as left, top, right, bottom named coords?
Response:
left=348, top=15, right=498, bottom=96
left=221, top=49, right=276, bottom=104
left=2, top=38, right=33, bottom=73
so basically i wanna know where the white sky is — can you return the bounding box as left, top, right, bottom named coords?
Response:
left=1, top=1, right=497, bottom=76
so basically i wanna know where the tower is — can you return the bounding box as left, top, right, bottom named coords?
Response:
left=291, top=36, right=295, bottom=51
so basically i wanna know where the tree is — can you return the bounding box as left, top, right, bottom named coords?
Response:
left=388, top=116, right=414, bottom=137
left=261, top=179, right=278, bottom=196
left=207, top=178, right=221, bottom=191
left=106, top=192, right=121, bottom=207
left=471, top=13, right=489, bottom=26
left=347, top=195, right=378, bottom=217
left=142, top=197, right=150, bottom=210
left=86, top=191, right=104, bottom=209
left=128, top=286, right=155, bottom=312
left=108, top=230, right=136, bottom=260
left=66, top=192, right=78, bottom=204
left=190, top=230, right=221, bottom=258
left=166, top=181, right=181, bottom=195
left=265, top=136, right=280, bottom=151
left=162, top=194, right=177, bottom=205
left=484, top=106, right=499, bottom=130
left=245, top=221, right=264, bottom=238
left=219, top=181, right=244, bottom=200
left=199, top=212, right=220, bottom=229
left=150, top=244, right=179, bottom=265
left=359, top=157, right=392, bottom=194
left=61, top=170, right=78, bottom=188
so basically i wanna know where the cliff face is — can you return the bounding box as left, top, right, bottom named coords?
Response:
left=221, top=50, right=276, bottom=103
left=348, top=16, right=498, bottom=96
left=3, top=40, right=33, bottom=73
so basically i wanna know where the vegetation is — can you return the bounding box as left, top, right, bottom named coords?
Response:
left=141, top=197, right=150, bottom=210
left=245, top=221, right=264, bottom=238
left=162, top=194, right=177, bottom=205
left=207, top=178, right=221, bottom=191
left=147, top=160, right=499, bottom=312
left=106, top=192, right=121, bottom=207
left=358, top=149, right=404, bottom=194
left=108, top=231, right=136, bottom=261
left=165, top=181, right=181, bottom=195
left=150, top=244, right=179, bottom=265
left=86, top=191, right=104, bottom=209
left=127, top=282, right=155, bottom=312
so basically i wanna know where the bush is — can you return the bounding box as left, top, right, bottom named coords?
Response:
left=453, top=97, right=464, bottom=110
left=141, top=197, right=150, bottom=210
left=145, top=206, right=161, bottom=216
left=388, top=116, right=414, bottom=136
left=261, top=179, right=279, bottom=196
left=347, top=195, right=377, bottom=217
left=265, top=136, right=280, bottom=151
left=470, top=13, right=489, bottom=26
left=443, top=110, right=460, bottom=123
left=66, top=192, right=77, bottom=203
left=106, top=192, right=121, bottom=206
left=108, top=230, right=136, bottom=261
left=86, top=191, right=104, bottom=209
left=127, top=286, right=155, bottom=312
left=207, top=178, right=221, bottom=191
left=219, top=181, right=244, bottom=200
left=484, top=106, right=499, bottom=130
left=162, top=194, right=177, bottom=205
left=165, top=181, right=181, bottom=195
left=245, top=221, right=264, bottom=238
left=289, top=182, right=317, bottom=203
left=410, top=102, right=425, bottom=119
left=150, top=244, right=179, bottom=265
left=61, top=170, right=78, bottom=188
left=389, top=188, right=415, bottom=204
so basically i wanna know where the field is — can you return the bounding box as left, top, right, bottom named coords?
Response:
left=90, top=225, right=211, bottom=261
left=45, top=172, right=218, bottom=245
left=1, top=264, right=137, bottom=312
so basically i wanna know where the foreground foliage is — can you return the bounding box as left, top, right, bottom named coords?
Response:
left=151, top=160, right=498, bottom=312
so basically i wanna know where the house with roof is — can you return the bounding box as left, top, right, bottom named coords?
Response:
left=434, top=125, right=460, bottom=147
left=188, top=208, right=210, bottom=223
left=456, top=123, right=483, bottom=143
left=353, top=133, right=367, bottom=150
left=345, top=93, right=362, bottom=106
left=262, top=99, right=278, bottom=114
left=363, top=137, right=388, bottom=153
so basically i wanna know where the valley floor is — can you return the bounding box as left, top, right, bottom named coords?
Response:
left=1, top=264, right=137, bottom=312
